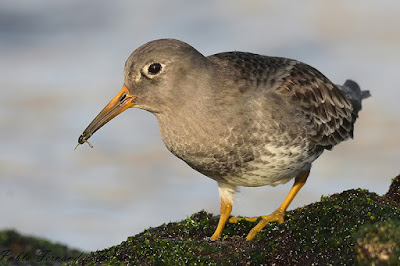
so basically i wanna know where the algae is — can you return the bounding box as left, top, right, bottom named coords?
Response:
left=355, top=219, right=400, bottom=265
left=1, top=175, right=399, bottom=265
left=76, top=174, right=400, bottom=265
left=0, top=229, right=84, bottom=265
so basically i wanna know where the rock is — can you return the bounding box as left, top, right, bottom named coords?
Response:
left=77, top=176, right=400, bottom=265
left=1, top=175, right=399, bottom=265
left=385, top=174, right=400, bottom=207
left=0, top=229, right=84, bottom=265
left=355, top=219, right=400, bottom=265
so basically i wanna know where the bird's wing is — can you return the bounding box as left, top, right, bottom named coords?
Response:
left=208, top=52, right=356, bottom=149
left=273, top=61, right=356, bottom=149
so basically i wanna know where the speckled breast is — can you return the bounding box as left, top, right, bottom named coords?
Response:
left=156, top=111, right=322, bottom=188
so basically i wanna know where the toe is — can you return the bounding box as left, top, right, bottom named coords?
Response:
left=246, top=210, right=286, bottom=240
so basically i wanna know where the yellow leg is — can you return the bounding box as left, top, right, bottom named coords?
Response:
left=245, top=170, right=310, bottom=240
left=210, top=198, right=232, bottom=240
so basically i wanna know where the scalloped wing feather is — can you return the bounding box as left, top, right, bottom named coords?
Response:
left=275, top=62, right=356, bottom=149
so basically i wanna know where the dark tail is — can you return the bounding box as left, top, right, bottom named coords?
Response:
left=338, top=80, right=371, bottom=114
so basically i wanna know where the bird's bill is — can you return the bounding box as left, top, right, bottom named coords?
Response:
left=76, top=86, right=135, bottom=148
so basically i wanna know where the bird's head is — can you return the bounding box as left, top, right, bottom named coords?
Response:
left=76, top=39, right=210, bottom=148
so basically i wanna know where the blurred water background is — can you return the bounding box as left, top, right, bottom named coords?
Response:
left=1, top=0, right=399, bottom=251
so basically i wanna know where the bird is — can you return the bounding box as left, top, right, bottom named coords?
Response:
left=76, top=39, right=370, bottom=241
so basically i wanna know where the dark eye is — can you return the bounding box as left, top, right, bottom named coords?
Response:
left=148, top=63, right=162, bottom=75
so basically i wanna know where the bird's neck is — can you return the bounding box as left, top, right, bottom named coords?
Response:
left=154, top=102, right=232, bottom=162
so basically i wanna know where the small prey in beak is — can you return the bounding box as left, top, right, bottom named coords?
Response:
left=75, top=86, right=135, bottom=149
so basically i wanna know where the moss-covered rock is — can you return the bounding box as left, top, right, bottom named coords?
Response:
left=76, top=175, right=400, bottom=265
left=0, top=229, right=84, bottom=265
left=355, top=219, right=400, bottom=265
left=1, top=175, right=399, bottom=265
left=385, top=174, right=400, bottom=208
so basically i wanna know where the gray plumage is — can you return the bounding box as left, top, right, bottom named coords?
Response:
left=120, top=39, right=370, bottom=188
left=78, top=38, right=370, bottom=191
left=76, top=38, right=371, bottom=240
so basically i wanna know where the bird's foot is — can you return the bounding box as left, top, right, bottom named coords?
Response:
left=245, top=209, right=285, bottom=240
left=228, top=216, right=259, bottom=223
left=228, top=209, right=285, bottom=240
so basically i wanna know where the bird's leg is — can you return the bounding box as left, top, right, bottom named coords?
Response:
left=245, top=170, right=310, bottom=240
left=210, top=198, right=232, bottom=240
left=210, top=182, right=236, bottom=240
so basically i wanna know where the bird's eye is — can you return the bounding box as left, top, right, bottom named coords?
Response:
left=148, top=63, right=162, bottom=75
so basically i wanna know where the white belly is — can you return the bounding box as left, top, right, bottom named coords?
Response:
left=224, top=143, right=321, bottom=187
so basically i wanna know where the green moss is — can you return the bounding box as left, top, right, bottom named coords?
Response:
left=0, top=229, right=84, bottom=265
left=355, top=219, right=400, bottom=265
left=2, top=175, right=399, bottom=265
left=76, top=176, right=400, bottom=265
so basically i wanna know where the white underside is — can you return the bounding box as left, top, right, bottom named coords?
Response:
left=224, top=143, right=317, bottom=187
left=217, top=182, right=237, bottom=205
left=216, top=142, right=319, bottom=205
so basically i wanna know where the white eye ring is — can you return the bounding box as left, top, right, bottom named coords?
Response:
left=142, top=62, right=165, bottom=78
